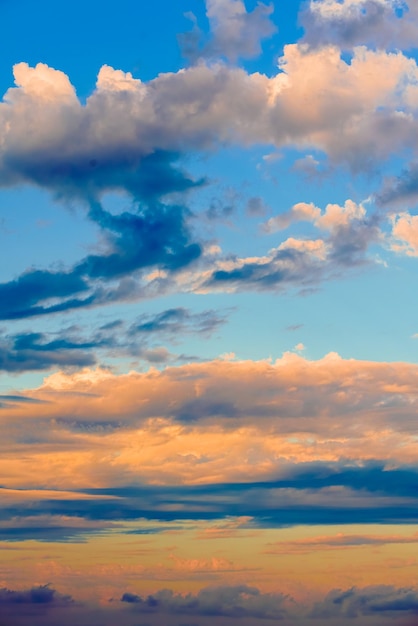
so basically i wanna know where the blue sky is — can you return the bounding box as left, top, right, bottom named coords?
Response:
left=1, top=1, right=418, bottom=625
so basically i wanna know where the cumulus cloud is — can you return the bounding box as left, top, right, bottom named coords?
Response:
left=1, top=582, right=417, bottom=626
left=2, top=47, right=418, bottom=193
left=0, top=330, right=97, bottom=372
left=0, top=354, right=418, bottom=528
left=300, top=0, right=418, bottom=51
left=121, top=584, right=289, bottom=619
left=262, top=199, right=366, bottom=233
left=197, top=199, right=380, bottom=292
left=180, top=0, right=276, bottom=63
left=0, top=186, right=203, bottom=320
left=0, top=584, right=73, bottom=608
left=0, top=200, right=380, bottom=319
left=200, top=238, right=330, bottom=291
left=4, top=351, right=418, bottom=440
left=377, top=162, right=418, bottom=209
left=390, top=212, right=418, bottom=255
left=203, top=0, right=276, bottom=61
left=311, top=585, right=418, bottom=619
left=0, top=49, right=414, bottom=314
left=131, top=307, right=227, bottom=338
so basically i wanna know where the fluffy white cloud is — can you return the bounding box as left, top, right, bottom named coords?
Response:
left=1, top=45, right=418, bottom=193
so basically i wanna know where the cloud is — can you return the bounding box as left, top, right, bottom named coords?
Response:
left=2, top=463, right=418, bottom=530
left=121, top=584, right=289, bottom=619
left=0, top=307, right=226, bottom=372
left=0, top=584, right=73, bottom=606
left=180, top=0, right=276, bottom=63
left=292, top=153, right=325, bottom=179
left=0, top=269, right=91, bottom=320
left=201, top=203, right=380, bottom=292
left=2, top=351, right=418, bottom=449
left=300, top=0, right=418, bottom=51
left=0, top=512, right=119, bottom=542
left=2, top=47, right=418, bottom=194
left=76, top=198, right=201, bottom=278
left=0, top=202, right=380, bottom=319
left=246, top=196, right=269, bottom=216
left=311, top=585, right=418, bottom=619
left=265, top=530, right=418, bottom=554
left=0, top=176, right=203, bottom=320
left=0, top=394, right=46, bottom=407
left=1, top=581, right=417, bottom=626
left=203, top=0, right=276, bottom=61
left=131, top=307, right=226, bottom=339
left=1, top=354, right=418, bottom=530
left=0, top=53, right=411, bottom=316
left=8, top=53, right=408, bottom=309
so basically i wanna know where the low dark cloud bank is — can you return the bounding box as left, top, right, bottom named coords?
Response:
left=0, top=582, right=417, bottom=625
left=2, top=463, right=418, bottom=542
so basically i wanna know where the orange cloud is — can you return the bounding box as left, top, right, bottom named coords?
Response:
left=1, top=353, right=418, bottom=490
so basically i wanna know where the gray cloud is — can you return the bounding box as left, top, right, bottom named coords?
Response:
left=121, top=584, right=289, bottom=619
left=1, top=582, right=417, bottom=626
left=180, top=0, right=276, bottom=63
left=0, top=153, right=204, bottom=320
left=377, top=162, right=418, bottom=208
left=2, top=463, right=418, bottom=533
left=0, top=584, right=73, bottom=606
left=300, top=0, right=418, bottom=51
left=311, top=585, right=418, bottom=619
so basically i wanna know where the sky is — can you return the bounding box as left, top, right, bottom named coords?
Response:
left=1, top=0, right=418, bottom=624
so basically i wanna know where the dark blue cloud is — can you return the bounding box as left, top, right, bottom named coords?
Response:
left=0, top=585, right=72, bottom=606
left=131, top=307, right=226, bottom=338
left=311, top=586, right=418, bottom=619
left=11, top=146, right=203, bottom=202
left=0, top=307, right=227, bottom=373
left=2, top=463, right=418, bottom=540
left=121, top=585, right=288, bottom=620
left=0, top=394, right=45, bottom=407
left=0, top=152, right=204, bottom=320
left=0, top=331, right=97, bottom=372
left=0, top=269, right=90, bottom=320
left=0, top=204, right=201, bottom=320
left=1, top=582, right=417, bottom=626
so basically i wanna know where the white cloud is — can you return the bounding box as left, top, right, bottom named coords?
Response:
left=2, top=45, right=418, bottom=193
